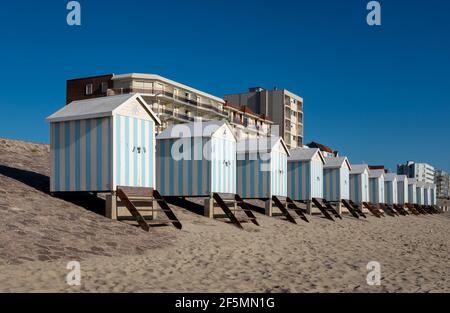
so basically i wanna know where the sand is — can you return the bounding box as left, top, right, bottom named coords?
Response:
left=0, top=138, right=449, bottom=293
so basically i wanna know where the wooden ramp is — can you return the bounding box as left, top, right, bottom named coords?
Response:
left=116, top=186, right=182, bottom=231
left=362, top=202, right=384, bottom=218
left=212, top=193, right=259, bottom=229
left=271, top=196, right=309, bottom=224
left=311, top=198, right=336, bottom=221
left=341, top=199, right=361, bottom=219
left=348, top=200, right=367, bottom=218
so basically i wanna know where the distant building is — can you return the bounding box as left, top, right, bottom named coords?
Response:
left=435, top=170, right=449, bottom=198
left=306, top=141, right=338, bottom=158
left=397, top=161, right=435, bottom=184
left=224, top=87, right=304, bottom=149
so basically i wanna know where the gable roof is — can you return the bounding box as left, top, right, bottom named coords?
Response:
left=288, top=148, right=325, bottom=163
left=369, top=169, right=385, bottom=178
left=156, top=120, right=235, bottom=140
left=237, top=136, right=289, bottom=155
left=396, top=175, right=408, bottom=182
left=46, top=93, right=161, bottom=124
left=324, top=156, right=351, bottom=170
left=384, top=173, right=397, bottom=182
left=350, top=164, right=369, bottom=175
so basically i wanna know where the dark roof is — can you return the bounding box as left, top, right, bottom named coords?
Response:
left=224, top=102, right=272, bottom=122
left=369, top=165, right=388, bottom=173
left=306, top=141, right=334, bottom=154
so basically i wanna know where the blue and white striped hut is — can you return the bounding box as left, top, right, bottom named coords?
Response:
left=236, top=137, right=289, bottom=199
left=47, top=94, right=161, bottom=193
left=416, top=181, right=426, bottom=205
left=384, top=173, right=398, bottom=205
left=396, top=175, right=409, bottom=205
left=287, top=147, right=325, bottom=201
left=323, top=157, right=351, bottom=202
left=408, top=178, right=417, bottom=204
left=430, top=184, right=437, bottom=205
left=349, top=164, right=370, bottom=204
left=424, top=183, right=432, bottom=206
left=156, top=120, right=236, bottom=197
left=369, top=169, right=385, bottom=204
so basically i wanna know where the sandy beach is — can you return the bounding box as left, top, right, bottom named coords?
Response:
left=0, top=138, right=449, bottom=293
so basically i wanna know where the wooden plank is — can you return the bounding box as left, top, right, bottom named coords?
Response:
left=311, top=198, right=334, bottom=221
left=322, top=199, right=342, bottom=220
left=341, top=199, right=360, bottom=219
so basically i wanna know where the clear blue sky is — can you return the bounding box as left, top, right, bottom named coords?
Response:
left=0, top=0, right=449, bottom=172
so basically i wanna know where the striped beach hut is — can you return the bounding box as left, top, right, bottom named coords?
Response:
left=236, top=137, right=289, bottom=199
left=349, top=164, right=370, bottom=204
left=416, top=181, right=426, bottom=205
left=424, top=183, right=432, bottom=205
left=396, top=175, right=409, bottom=205
left=287, top=148, right=325, bottom=201
left=156, top=120, right=236, bottom=197
left=408, top=178, right=417, bottom=204
left=47, top=94, right=161, bottom=193
left=384, top=173, right=398, bottom=205
left=323, top=157, right=351, bottom=202
left=430, top=184, right=437, bottom=205
left=369, top=169, right=385, bottom=204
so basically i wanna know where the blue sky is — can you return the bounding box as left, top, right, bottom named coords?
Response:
left=0, top=0, right=449, bottom=172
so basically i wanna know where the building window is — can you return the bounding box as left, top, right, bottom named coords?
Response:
left=85, top=84, right=93, bottom=95
left=101, top=82, right=108, bottom=93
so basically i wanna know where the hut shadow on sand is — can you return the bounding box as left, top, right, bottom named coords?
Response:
left=0, top=165, right=105, bottom=216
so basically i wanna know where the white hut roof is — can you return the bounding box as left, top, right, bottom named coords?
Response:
left=237, top=137, right=289, bottom=155
left=156, top=120, right=235, bottom=140
left=416, top=181, right=427, bottom=188
left=324, top=156, right=351, bottom=170
left=288, top=148, right=324, bottom=163
left=350, top=164, right=369, bottom=174
left=384, top=173, right=397, bottom=182
left=46, top=93, right=161, bottom=124
left=397, top=175, right=408, bottom=182
left=369, top=169, right=385, bottom=178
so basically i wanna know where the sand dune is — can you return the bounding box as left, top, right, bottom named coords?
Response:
left=0, top=138, right=449, bottom=292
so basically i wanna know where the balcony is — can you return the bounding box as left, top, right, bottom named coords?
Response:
left=108, top=87, right=227, bottom=117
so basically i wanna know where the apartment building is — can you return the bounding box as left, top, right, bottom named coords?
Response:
left=66, top=73, right=272, bottom=137
left=397, top=161, right=435, bottom=184
left=435, top=170, right=450, bottom=198
left=224, top=87, right=304, bottom=149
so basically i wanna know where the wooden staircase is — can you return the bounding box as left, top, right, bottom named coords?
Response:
left=348, top=200, right=367, bottom=218
left=381, top=203, right=398, bottom=217
left=340, top=199, right=361, bottom=219
left=393, top=204, right=409, bottom=216
left=116, top=186, right=182, bottom=232
left=310, top=198, right=336, bottom=221
left=212, top=193, right=259, bottom=229
left=271, top=196, right=309, bottom=224
left=414, top=204, right=428, bottom=215
left=362, top=202, right=384, bottom=218
left=405, top=203, right=420, bottom=215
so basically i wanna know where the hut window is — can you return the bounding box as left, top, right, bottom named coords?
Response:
left=85, top=84, right=93, bottom=95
